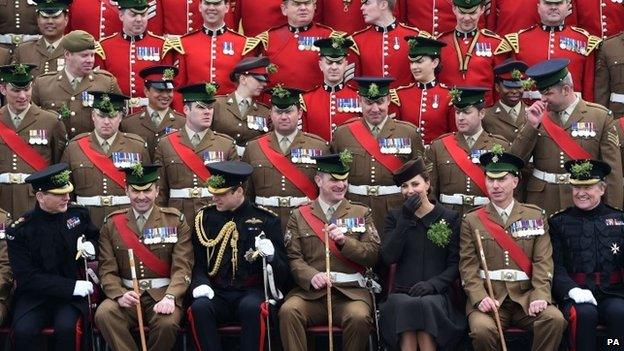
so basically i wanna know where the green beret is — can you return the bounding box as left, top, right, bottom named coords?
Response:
left=61, top=30, right=96, bottom=52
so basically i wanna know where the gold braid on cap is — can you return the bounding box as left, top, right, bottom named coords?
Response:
left=195, top=211, right=239, bottom=279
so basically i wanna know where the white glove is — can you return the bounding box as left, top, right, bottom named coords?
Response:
left=76, top=237, right=96, bottom=259
left=73, top=280, right=94, bottom=297
left=192, top=285, right=215, bottom=299
left=255, top=237, right=275, bottom=261
left=568, top=287, right=597, bottom=305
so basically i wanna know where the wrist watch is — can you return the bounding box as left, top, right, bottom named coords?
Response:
left=164, top=294, right=175, bottom=301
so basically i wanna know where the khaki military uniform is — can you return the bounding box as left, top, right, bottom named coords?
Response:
left=242, top=131, right=329, bottom=232
left=95, top=206, right=193, bottom=351
left=483, top=102, right=528, bottom=143
left=61, top=132, right=150, bottom=228
left=0, top=0, right=38, bottom=37
left=426, top=132, right=510, bottom=216
left=154, top=128, right=237, bottom=225
left=595, top=32, right=624, bottom=115
left=31, top=68, right=121, bottom=138
left=12, top=37, right=65, bottom=77
left=330, top=117, right=424, bottom=232
left=120, top=108, right=185, bottom=160
left=212, top=93, right=271, bottom=156
left=459, top=202, right=566, bottom=351
left=279, top=199, right=380, bottom=351
left=613, top=118, right=624, bottom=197
left=0, top=47, right=11, bottom=65
left=510, top=100, right=623, bottom=215
left=0, top=208, right=13, bottom=326
left=0, top=104, right=67, bottom=217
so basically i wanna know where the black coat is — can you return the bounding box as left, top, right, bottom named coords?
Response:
left=191, top=200, right=289, bottom=293
left=549, top=202, right=624, bottom=301
left=6, top=203, right=99, bottom=322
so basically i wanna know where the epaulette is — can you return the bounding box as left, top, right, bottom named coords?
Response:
left=213, top=130, right=236, bottom=143
left=464, top=204, right=488, bottom=216
left=393, top=119, right=418, bottom=129
left=123, top=132, right=148, bottom=145
left=416, top=30, right=432, bottom=39
left=549, top=207, right=570, bottom=219
left=480, top=29, right=501, bottom=39
left=523, top=203, right=547, bottom=215
left=94, top=41, right=106, bottom=60
left=256, top=31, right=269, bottom=49
left=253, top=204, right=278, bottom=217
left=488, top=133, right=512, bottom=145
left=159, top=206, right=185, bottom=221
left=439, top=82, right=450, bottom=89
left=585, top=101, right=610, bottom=112
left=38, top=71, right=57, bottom=78
left=347, top=200, right=369, bottom=210
left=196, top=203, right=216, bottom=214
left=389, top=88, right=401, bottom=107
left=431, top=132, right=455, bottom=143
left=253, top=100, right=270, bottom=109
left=342, top=116, right=362, bottom=125
left=571, top=27, right=602, bottom=56
left=91, top=68, right=115, bottom=77
left=69, top=132, right=92, bottom=143
left=299, top=94, right=307, bottom=112
left=301, top=131, right=328, bottom=144
left=394, top=83, right=415, bottom=92
left=330, top=30, right=347, bottom=39
left=243, top=36, right=261, bottom=55
left=9, top=216, right=27, bottom=229
left=104, top=208, right=129, bottom=223
left=68, top=202, right=87, bottom=209
left=504, top=32, right=520, bottom=54
left=605, top=204, right=624, bottom=212
left=99, top=32, right=118, bottom=42
left=162, top=35, right=185, bottom=56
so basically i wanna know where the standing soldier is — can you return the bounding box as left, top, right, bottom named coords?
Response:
left=0, top=63, right=67, bottom=217
left=62, top=92, right=150, bottom=228
left=0, top=47, right=10, bottom=65
left=0, top=207, right=14, bottom=326
left=486, top=0, right=543, bottom=36
left=426, top=87, right=510, bottom=216
left=229, top=0, right=289, bottom=37
left=258, top=0, right=342, bottom=91
left=331, top=77, right=424, bottom=231
left=32, top=30, right=122, bottom=139
left=595, top=31, right=624, bottom=116
left=279, top=152, right=381, bottom=351
left=12, top=0, right=70, bottom=77
left=243, top=86, right=329, bottom=231
left=96, top=0, right=179, bottom=112
left=550, top=159, right=624, bottom=351
left=506, top=0, right=600, bottom=102
left=316, top=0, right=367, bottom=34
left=7, top=163, right=99, bottom=351
left=95, top=164, right=193, bottom=351
left=511, top=58, right=623, bottom=214
left=393, top=36, right=455, bottom=145
left=437, top=0, right=512, bottom=105
left=121, top=65, right=186, bottom=160
left=572, top=0, right=624, bottom=39
left=459, top=150, right=566, bottom=351
left=188, top=160, right=288, bottom=351
left=162, top=0, right=201, bottom=36
left=177, top=0, right=260, bottom=94
left=0, top=0, right=39, bottom=48
left=397, top=0, right=486, bottom=38
left=301, top=37, right=360, bottom=142
left=350, top=0, right=426, bottom=89
left=154, top=82, right=237, bottom=225
left=212, top=57, right=272, bottom=156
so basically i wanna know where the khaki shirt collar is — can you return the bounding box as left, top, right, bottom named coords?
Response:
left=94, top=132, right=118, bottom=147
left=133, top=207, right=154, bottom=221
left=365, top=116, right=388, bottom=133
left=185, top=125, right=209, bottom=142
left=8, top=104, right=31, bottom=120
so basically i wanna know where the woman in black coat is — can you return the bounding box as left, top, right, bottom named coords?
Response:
left=379, top=158, right=466, bottom=351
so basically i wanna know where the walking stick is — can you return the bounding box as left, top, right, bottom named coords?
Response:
left=474, top=229, right=508, bottom=351
left=324, top=224, right=334, bottom=351
left=76, top=235, right=96, bottom=351
left=128, top=249, right=148, bottom=351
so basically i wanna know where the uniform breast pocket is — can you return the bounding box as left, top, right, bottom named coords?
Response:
left=114, top=247, right=130, bottom=274
left=39, top=100, right=63, bottom=112
left=150, top=243, right=174, bottom=261
left=437, top=161, right=455, bottom=187
left=163, top=158, right=186, bottom=184
left=349, top=149, right=368, bottom=176
left=480, top=236, right=499, bottom=262
left=608, top=58, right=624, bottom=86
left=251, top=159, right=275, bottom=186
left=72, top=163, right=95, bottom=190
left=300, top=233, right=321, bottom=261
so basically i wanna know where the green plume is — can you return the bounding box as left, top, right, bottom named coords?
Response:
left=131, top=163, right=144, bottom=178
left=162, top=68, right=175, bottom=80
left=272, top=84, right=290, bottom=98
left=12, top=64, right=28, bottom=75
left=266, top=63, right=278, bottom=74
left=331, top=36, right=346, bottom=48
left=205, top=83, right=217, bottom=95
left=207, top=174, right=225, bottom=188
left=51, top=170, right=71, bottom=186
left=367, top=83, right=380, bottom=98
left=571, top=161, right=593, bottom=178
left=491, top=143, right=505, bottom=156
left=449, top=88, right=461, bottom=102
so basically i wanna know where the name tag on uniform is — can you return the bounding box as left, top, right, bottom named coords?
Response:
left=571, top=122, right=596, bottom=138
left=337, top=98, right=361, bottom=113
left=332, top=217, right=366, bottom=234
left=112, top=152, right=141, bottom=169
left=202, top=150, right=225, bottom=164
left=291, top=148, right=321, bottom=164
left=470, top=149, right=487, bottom=164
left=605, top=218, right=624, bottom=226
left=247, top=115, right=268, bottom=132
left=143, top=226, right=178, bottom=244
left=510, top=219, right=545, bottom=238
left=67, top=216, right=81, bottom=229
left=137, top=47, right=161, bottom=61
left=29, top=130, right=49, bottom=145
left=297, top=36, right=322, bottom=51
left=379, top=138, right=411, bottom=154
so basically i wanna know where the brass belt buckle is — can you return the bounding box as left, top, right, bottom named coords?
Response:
left=556, top=174, right=570, bottom=184
left=139, top=280, right=151, bottom=291
left=189, top=187, right=202, bottom=198
left=501, top=270, right=517, bottom=282
left=462, top=195, right=475, bottom=206
left=366, top=185, right=379, bottom=196
left=100, top=195, right=113, bottom=206
left=278, top=197, right=290, bottom=207
left=9, top=173, right=21, bottom=184
left=10, top=34, right=22, bottom=45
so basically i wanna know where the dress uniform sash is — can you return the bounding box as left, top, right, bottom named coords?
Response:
left=540, top=113, right=591, bottom=159
left=112, top=213, right=171, bottom=277
left=76, top=136, right=126, bottom=188
left=258, top=135, right=319, bottom=199
left=440, top=135, right=488, bottom=195
left=476, top=208, right=533, bottom=277
left=166, top=132, right=211, bottom=181
left=299, top=205, right=364, bottom=274
left=619, top=117, right=624, bottom=133
left=346, top=120, right=403, bottom=172
left=0, top=119, right=48, bottom=171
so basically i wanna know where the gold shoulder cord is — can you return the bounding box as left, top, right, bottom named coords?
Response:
left=195, top=211, right=239, bottom=279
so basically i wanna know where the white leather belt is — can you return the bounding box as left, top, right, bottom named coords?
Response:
left=236, top=145, right=246, bottom=157
left=329, top=272, right=381, bottom=293
left=128, top=97, right=149, bottom=108
left=479, top=269, right=530, bottom=282
left=439, top=193, right=489, bottom=206
left=610, top=92, right=624, bottom=104
left=0, top=34, right=41, bottom=44
left=348, top=184, right=400, bottom=196
left=122, top=278, right=171, bottom=291
left=532, top=169, right=570, bottom=184
left=255, top=196, right=309, bottom=208
left=169, top=187, right=212, bottom=199
left=0, top=173, right=30, bottom=184
left=77, top=195, right=130, bottom=207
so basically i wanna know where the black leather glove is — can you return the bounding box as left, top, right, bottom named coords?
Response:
left=408, top=281, right=435, bottom=297
left=401, top=194, right=422, bottom=218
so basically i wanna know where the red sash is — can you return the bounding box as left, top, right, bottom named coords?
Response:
left=440, top=135, right=488, bottom=195
left=112, top=213, right=171, bottom=277
left=541, top=113, right=591, bottom=159
left=475, top=208, right=533, bottom=277
left=299, top=205, right=364, bottom=273
left=77, top=136, right=126, bottom=189
left=0, top=120, right=48, bottom=171
left=167, top=132, right=211, bottom=182
left=346, top=120, right=403, bottom=172
left=619, top=117, right=624, bottom=132
left=257, top=135, right=318, bottom=199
